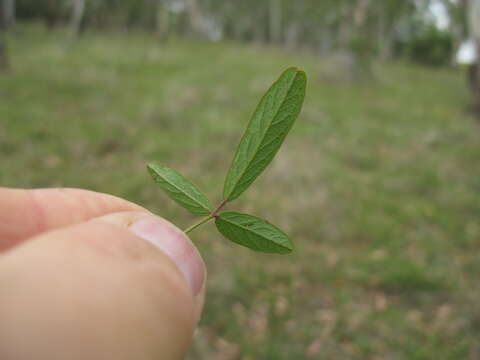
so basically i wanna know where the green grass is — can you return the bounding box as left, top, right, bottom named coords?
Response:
left=2, top=25, right=480, bottom=359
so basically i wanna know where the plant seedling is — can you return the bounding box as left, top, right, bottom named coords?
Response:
left=147, top=67, right=307, bottom=254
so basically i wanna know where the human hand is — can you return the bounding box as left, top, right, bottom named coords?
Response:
left=0, top=187, right=206, bottom=360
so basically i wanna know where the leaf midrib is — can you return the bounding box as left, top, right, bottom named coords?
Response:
left=218, top=215, right=290, bottom=250
left=151, top=166, right=211, bottom=213
left=226, top=71, right=301, bottom=199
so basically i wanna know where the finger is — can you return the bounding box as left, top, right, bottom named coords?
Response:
left=0, top=187, right=146, bottom=251
left=0, top=212, right=206, bottom=360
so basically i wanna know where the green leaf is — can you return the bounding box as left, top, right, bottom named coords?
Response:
left=215, top=211, right=293, bottom=254
left=223, top=67, right=307, bottom=201
left=147, top=163, right=212, bottom=215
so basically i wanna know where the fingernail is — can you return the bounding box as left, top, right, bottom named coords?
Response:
left=129, top=216, right=205, bottom=296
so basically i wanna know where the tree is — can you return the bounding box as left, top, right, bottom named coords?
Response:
left=156, top=0, right=170, bottom=41
left=44, top=0, right=62, bottom=29
left=440, top=0, right=468, bottom=62
left=2, top=0, right=14, bottom=28
left=0, top=0, right=11, bottom=71
left=70, top=0, right=86, bottom=37
left=468, top=0, right=480, bottom=110
left=185, top=0, right=207, bottom=37
left=269, top=0, right=282, bottom=44
left=0, top=32, right=7, bottom=71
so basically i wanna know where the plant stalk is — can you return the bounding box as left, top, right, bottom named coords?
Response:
left=184, top=215, right=214, bottom=234
left=183, top=200, right=228, bottom=234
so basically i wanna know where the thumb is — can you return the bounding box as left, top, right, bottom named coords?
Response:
left=0, top=212, right=206, bottom=360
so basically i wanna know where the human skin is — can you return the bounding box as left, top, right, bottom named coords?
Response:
left=0, top=187, right=206, bottom=360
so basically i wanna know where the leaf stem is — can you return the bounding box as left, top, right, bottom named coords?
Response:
left=212, top=199, right=228, bottom=216
left=184, top=215, right=214, bottom=234
left=183, top=199, right=228, bottom=234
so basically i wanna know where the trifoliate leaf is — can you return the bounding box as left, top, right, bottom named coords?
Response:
left=223, top=67, right=307, bottom=201
left=215, top=211, right=293, bottom=254
left=147, top=163, right=212, bottom=215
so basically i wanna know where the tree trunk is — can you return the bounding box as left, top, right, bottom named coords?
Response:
left=253, top=21, right=266, bottom=45
left=354, top=0, right=371, bottom=28
left=468, top=0, right=480, bottom=111
left=2, top=0, right=14, bottom=28
left=0, top=0, right=10, bottom=71
left=70, top=0, right=86, bottom=37
left=269, top=0, right=282, bottom=44
left=337, top=5, right=351, bottom=50
left=156, top=0, right=170, bottom=41
left=45, top=0, right=59, bottom=29
left=469, top=42, right=480, bottom=112
left=351, top=0, right=373, bottom=79
left=0, top=30, right=8, bottom=71
left=284, top=0, right=304, bottom=50
left=185, top=0, right=206, bottom=37
left=377, top=4, right=393, bottom=61
left=285, top=23, right=300, bottom=50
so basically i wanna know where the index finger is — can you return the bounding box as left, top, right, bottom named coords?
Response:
left=0, top=188, right=147, bottom=252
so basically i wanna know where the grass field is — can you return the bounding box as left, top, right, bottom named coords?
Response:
left=1, top=26, right=480, bottom=359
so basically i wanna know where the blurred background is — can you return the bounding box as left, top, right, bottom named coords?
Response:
left=1, top=0, right=480, bottom=358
